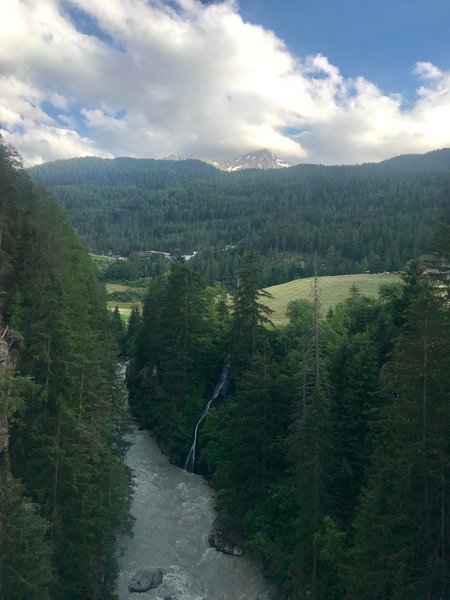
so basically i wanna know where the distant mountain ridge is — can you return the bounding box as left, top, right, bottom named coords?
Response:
left=164, top=148, right=292, bottom=171
left=162, top=147, right=450, bottom=173
left=379, top=148, right=450, bottom=171
left=218, top=149, right=293, bottom=171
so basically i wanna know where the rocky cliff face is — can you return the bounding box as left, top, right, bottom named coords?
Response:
left=0, top=328, right=22, bottom=455
left=0, top=337, right=10, bottom=454
left=208, top=519, right=244, bottom=556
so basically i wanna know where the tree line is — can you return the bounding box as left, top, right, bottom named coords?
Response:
left=126, top=223, right=450, bottom=599
left=0, top=138, right=132, bottom=599
left=29, top=150, right=450, bottom=286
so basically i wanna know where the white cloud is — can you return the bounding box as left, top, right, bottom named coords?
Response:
left=1, top=125, right=112, bottom=166
left=81, top=108, right=127, bottom=132
left=0, top=0, right=449, bottom=165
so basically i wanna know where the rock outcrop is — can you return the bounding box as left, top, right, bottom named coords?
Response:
left=129, top=569, right=163, bottom=593
left=209, top=519, right=243, bottom=556
left=0, top=336, right=11, bottom=454
left=0, top=328, right=24, bottom=454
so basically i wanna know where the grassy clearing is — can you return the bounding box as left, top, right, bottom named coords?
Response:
left=105, top=282, right=148, bottom=296
left=105, top=279, right=150, bottom=324
left=107, top=301, right=136, bottom=312
left=105, top=272, right=401, bottom=326
left=106, top=301, right=139, bottom=324
left=266, top=273, right=402, bottom=324
left=89, top=253, right=117, bottom=273
left=105, top=283, right=140, bottom=293
left=105, top=282, right=146, bottom=320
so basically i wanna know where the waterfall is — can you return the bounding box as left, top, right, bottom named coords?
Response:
left=184, top=356, right=231, bottom=472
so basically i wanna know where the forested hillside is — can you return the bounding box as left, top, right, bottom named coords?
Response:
left=126, top=232, right=450, bottom=598
left=20, top=142, right=450, bottom=598
left=30, top=149, right=450, bottom=286
left=0, top=138, right=132, bottom=599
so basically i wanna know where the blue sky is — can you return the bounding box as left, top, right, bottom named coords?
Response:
left=238, top=0, right=450, bottom=97
left=1, top=0, right=449, bottom=165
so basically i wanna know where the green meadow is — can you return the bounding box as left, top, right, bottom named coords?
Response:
left=265, top=272, right=402, bottom=324
left=103, top=271, right=402, bottom=325
left=105, top=282, right=146, bottom=322
left=89, top=253, right=117, bottom=272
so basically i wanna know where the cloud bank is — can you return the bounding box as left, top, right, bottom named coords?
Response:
left=1, top=0, right=450, bottom=165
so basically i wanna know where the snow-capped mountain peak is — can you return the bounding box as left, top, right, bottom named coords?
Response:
left=162, top=149, right=293, bottom=171
left=220, top=149, right=292, bottom=172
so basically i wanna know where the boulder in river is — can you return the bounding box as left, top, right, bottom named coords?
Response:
left=129, top=569, right=163, bottom=592
left=209, top=519, right=243, bottom=556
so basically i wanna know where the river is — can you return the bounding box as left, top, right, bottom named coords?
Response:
left=116, top=422, right=276, bottom=600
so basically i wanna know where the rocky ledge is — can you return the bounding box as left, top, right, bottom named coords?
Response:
left=208, top=519, right=243, bottom=556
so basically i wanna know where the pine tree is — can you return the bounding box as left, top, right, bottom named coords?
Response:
left=127, top=275, right=166, bottom=427
left=159, top=259, right=208, bottom=399
left=288, top=272, right=335, bottom=599
left=110, top=305, right=126, bottom=356
left=222, top=349, right=277, bottom=511
left=231, top=253, right=273, bottom=367
left=349, top=266, right=450, bottom=599
left=126, top=304, right=141, bottom=358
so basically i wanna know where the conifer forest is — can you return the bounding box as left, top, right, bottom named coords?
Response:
left=0, top=139, right=132, bottom=599
left=2, top=136, right=450, bottom=599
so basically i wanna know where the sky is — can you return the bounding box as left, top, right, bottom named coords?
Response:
left=1, top=0, right=450, bottom=166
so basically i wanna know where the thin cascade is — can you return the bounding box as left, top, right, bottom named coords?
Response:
left=184, top=356, right=231, bottom=472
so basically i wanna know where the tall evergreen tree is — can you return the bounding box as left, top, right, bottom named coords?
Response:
left=126, top=304, right=142, bottom=359
left=287, top=275, right=335, bottom=599
left=159, top=259, right=209, bottom=399
left=349, top=266, right=450, bottom=600
left=109, top=305, right=126, bottom=356
left=231, top=252, right=273, bottom=367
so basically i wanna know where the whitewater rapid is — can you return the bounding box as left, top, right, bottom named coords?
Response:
left=116, top=422, right=276, bottom=599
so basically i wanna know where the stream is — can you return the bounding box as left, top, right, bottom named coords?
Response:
left=116, top=421, right=276, bottom=599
